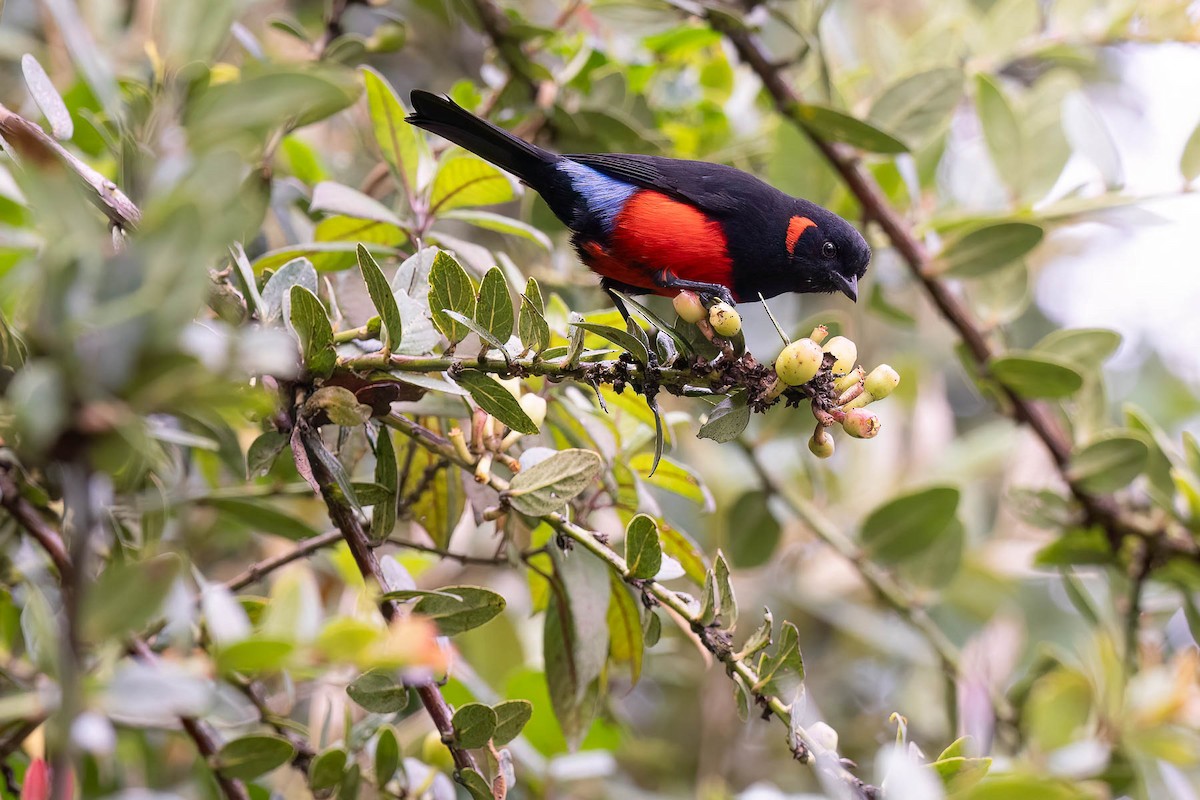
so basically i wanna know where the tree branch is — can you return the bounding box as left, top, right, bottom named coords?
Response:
left=296, top=427, right=480, bottom=776
left=0, top=103, right=140, bottom=231
left=384, top=412, right=880, bottom=798
left=701, top=12, right=1195, bottom=565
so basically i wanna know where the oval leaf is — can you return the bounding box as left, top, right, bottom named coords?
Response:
left=346, top=669, right=410, bottom=713
left=430, top=154, right=515, bottom=213
left=990, top=351, right=1084, bottom=399
left=310, top=181, right=403, bottom=226
left=216, top=734, right=295, bottom=780
left=451, top=702, right=498, bottom=749
left=1068, top=433, right=1150, bottom=494
left=22, top=54, right=73, bottom=140
left=1034, top=328, right=1121, bottom=370
left=624, top=514, right=662, bottom=580
left=505, top=448, right=603, bottom=515
left=492, top=699, right=533, bottom=745
left=362, top=66, right=425, bottom=193
left=454, top=371, right=537, bottom=434
left=428, top=250, right=475, bottom=343
left=288, top=285, right=336, bottom=378
left=796, top=103, right=908, bottom=154
left=861, top=485, right=961, bottom=564
left=936, top=222, right=1043, bottom=278
left=357, top=244, right=403, bottom=351
left=868, top=68, right=964, bottom=147
left=476, top=266, right=515, bottom=343
left=412, top=585, right=506, bottom=635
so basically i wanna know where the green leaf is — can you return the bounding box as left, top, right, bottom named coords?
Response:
left=1034, top=526, right=1113, bottom=567
left=476, top=266, right=515, bottom=343
left=209, top=498, right=320, bottom=541
left=868, top=68, right=964, bottom=147
left=519, top=278, right=551, bottom=354
left=932, top=754, right=992, bottom=793
left=624, top=514, right=662, bottom=580
left=727, top=491, right=781, bottom=568
left=753, top=621, right=804, bottom=699
left=455, top=768, right=493, bottom=800
left=570, top=321, right=650, bottom=365
left=505, top=449, right=603, bottom=515
left=357, top=245, right=403, bottom=351
left=216, top=734, right=295, bottom=780
left=361, top=66, right=425, bottom=193
left=288, top=285, right=336, bottom=378
left=310, top=747, right=347, bottom=790
left=413, top=585, right=506, bottom=635
left=697, top=394, right=750, bottom=443
left=429, top=154, right=515, bottom=213
left=1067, top=433, right=1150, bottom=493
left=82, top=554, right=181, bottom=643
left=441, top=310, right=511, bottom=357
left=428, top=250, right=476, bottom=344
left=371, top=428, right=398, bottom=544
left=975, top=73, right=1025, bottom=196
left=452, top=703, right=498, bottom=749
left=1034, top=328, right=1121, bottom=370
left=215, top=637, right=295, bottom=675
left=247, top=430, right=289, bottom=477
left=630, top=454, right=709, bottom=506
left=440, top=209, right=552, bottom=250
left=544, top=547, right=610, bottom=748
left=374, top=726, right=399, bottom=787
left=255, top=242, right=402, bottom=274
left=698, top=570, right=717, bottom=626
left=22, top=54, right=73, bottom=140
left=311, top=181, right=403, bottom=226
left=346, top=669, right=410, bottom=713
left=935, top=222, right=1043, bottom=278
left=1182, top=119, right=1200, bottom=182
left=795, top=104, right=908, bottom=154
left=714, top=551, right=737, bottom=628
left=737, top=608, right=773, bottom=661
left=990, top=351, right=1085, bottom=399
left=492, top=699, right=534, bottom=745
left=261, top=257, right=318, bottom=322
left=304, top=386, right=372, bottom=427
left=860, top=485, right=960, bottom=564
left=454, top=371, right=538, bottom=434
left=606, top=575, right=644, bottom=685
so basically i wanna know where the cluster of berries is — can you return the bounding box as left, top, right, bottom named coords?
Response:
left=673, top=292, right=899, bottom=459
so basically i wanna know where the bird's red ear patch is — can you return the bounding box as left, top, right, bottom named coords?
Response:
left=786, top=216, right=817, bottom=253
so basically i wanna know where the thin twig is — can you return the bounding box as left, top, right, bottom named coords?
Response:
left=384, top=412, right=880, bottom=798
left=224, top=530, right=343, bottom=591
left=0, top=103, right=140, bottom=230
left=0, top=466, right=70, bottom=575
left=297, top=427, right=480, bottom=776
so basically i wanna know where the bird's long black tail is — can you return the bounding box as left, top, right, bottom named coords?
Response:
left=406, top=90, right=558, bottom=184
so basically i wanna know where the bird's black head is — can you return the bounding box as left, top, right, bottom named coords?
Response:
left=784, top=203, right=871, bottom=302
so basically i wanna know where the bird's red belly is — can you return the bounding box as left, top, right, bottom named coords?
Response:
left=581, top=190, right=734, bottom=295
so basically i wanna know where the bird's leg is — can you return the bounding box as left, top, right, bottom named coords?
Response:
left=651, top=269, right=735, bottom=307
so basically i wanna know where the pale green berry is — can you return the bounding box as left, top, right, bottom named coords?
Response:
left=841, top=407, right=881, bottom=439
left=823, top=336, right=857, bottom=376
left=809, top=721, right=839, bottom=752
left=672, top=290, right=708, bottom=324
left=775, top=338, right=825, bottom=386
left=864, top=364, right=900, bottom=400
left=833, top=365, right=865, bottom=395
left=708, top=302, right=742, bottom=337
left=809, top=428, right=835, bottom=458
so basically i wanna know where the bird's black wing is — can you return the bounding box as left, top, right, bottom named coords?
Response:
left=566, top=153, right=786, bottom=217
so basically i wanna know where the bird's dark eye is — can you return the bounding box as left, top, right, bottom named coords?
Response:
left=822, top=241, right=837, bottom=259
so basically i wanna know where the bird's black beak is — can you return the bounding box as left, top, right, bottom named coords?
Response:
left=835, top=273, right=858, bottom=303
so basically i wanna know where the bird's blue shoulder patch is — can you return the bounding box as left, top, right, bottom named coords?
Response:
left=557, top=160, right=638, bottom=232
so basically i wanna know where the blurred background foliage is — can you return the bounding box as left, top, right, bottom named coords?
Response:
left=0, top=0, right=1199, bottom=799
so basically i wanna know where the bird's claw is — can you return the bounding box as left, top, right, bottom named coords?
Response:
left=700, top=288, right=735, bottom=307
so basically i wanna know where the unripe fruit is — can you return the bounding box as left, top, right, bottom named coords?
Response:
left=518, top=393, right=547, bottom=429
left=809, top=428, right=835, bottom=458
left=841, top=408, right=881, bottom=439
left=809, top=721, right=840, bottom=752
left=708, top=302, right=741, bottom=337
left=823, top=336, right=857, bottom=376
left=833, top=365, right=865, bottom=395
left=864, top=364, right=900, bottom=400
left=809, top=325, right=829, bottom=344
left=775, top=338, right=824, bottom=386
left=672, top=290, right=708, bottom=324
